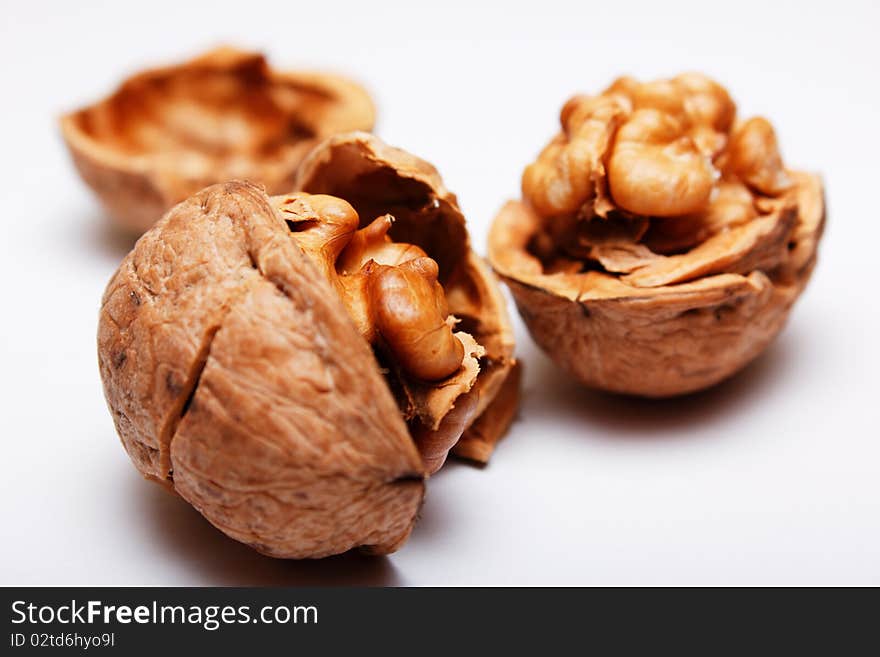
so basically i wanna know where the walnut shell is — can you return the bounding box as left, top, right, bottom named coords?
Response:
left=62, top=47, right=374, bottom=234
left=98, top=138, right=517, bottom=558
left=491, top=172, right=824, bottom=397
left=293, top=132, right=518, bottom=468
left=490, top=75, right=825, bottom=397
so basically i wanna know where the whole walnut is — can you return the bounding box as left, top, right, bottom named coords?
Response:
left=62, top=47, right=374, bottom=234
left=98, top=133, right=517, bottom=558
left=490, top=74, right=825, bottom=397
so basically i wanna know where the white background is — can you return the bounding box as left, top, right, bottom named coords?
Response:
left=1, top=0, right=878, bottom=585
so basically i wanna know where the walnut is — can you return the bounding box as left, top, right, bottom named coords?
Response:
left=61, top=47, right=374, bottom=234
left=98, top=134, right=517, bottom=558
left=491, top=74, right=825, bottom=397
left=292, top=132, right=519, bottom=469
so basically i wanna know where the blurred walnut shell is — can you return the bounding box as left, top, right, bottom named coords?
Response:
left=98, top=136, right=517, bottom=558
left=490, top=171, right=825, bottom=397
left=62, top=47, right=374, bottom=234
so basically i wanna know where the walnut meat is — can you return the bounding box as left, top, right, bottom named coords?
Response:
left=62, top=47, right=374, bottom=234
left=98, top=135, right=517, bottom=558
left=490, top=74, right=825, bottom=397
left=292, top=132, right=518, bottom=469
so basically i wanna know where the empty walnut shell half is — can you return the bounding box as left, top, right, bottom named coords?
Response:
left=62, top=47, right=374, bottom=234
left=98, top=135, right=517, bottom=558
left=489, top=74, right=825, bottom=397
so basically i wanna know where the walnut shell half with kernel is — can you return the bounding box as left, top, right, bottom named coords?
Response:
left=489, top=74, right=826, bottom=397
left=62, top=47, right=374, bottom=234
left=98, top=137, right=517, bottom=559
left=292, top=131, right=518, bottom=469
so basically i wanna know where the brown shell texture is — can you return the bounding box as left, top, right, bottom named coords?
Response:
left=62, top=47, right=374, bottom=234
left=490, top=74, right=826, bottom=397
left=98, top=181, right=425, bottom=559
left=294, top=132, right=518, bottom=472
left=98, top=135, right=517, bottom=558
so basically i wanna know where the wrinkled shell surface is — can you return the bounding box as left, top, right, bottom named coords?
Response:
left=99, top=181, right=424, bottom=558
left=99, top=136, right=518, bottom=558
left=491, top=75, right=825, bottom=397
left=63, top=47, right=374, bottom=234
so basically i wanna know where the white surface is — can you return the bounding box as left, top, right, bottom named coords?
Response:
left=1, top=0, right=878, bottom=586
